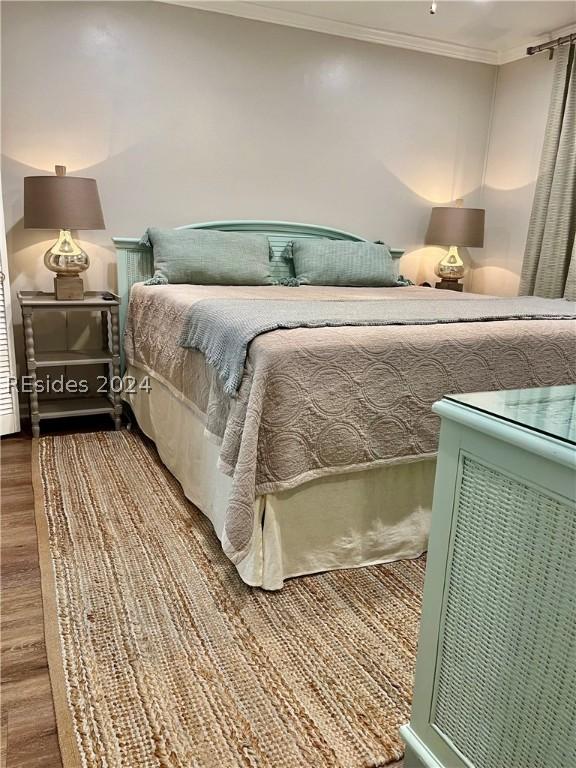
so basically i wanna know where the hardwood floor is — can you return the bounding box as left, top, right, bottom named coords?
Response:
left=1, top=416, right=114, bottom=768
left=1, top=422, right=404, bottom=768
left=1, top=434, right=62, bottom=768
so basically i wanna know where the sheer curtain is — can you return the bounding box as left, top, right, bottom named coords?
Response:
left=519, top=44, right=576, bottom=300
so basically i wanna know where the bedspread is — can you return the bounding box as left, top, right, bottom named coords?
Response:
left=124, top=284, right=576, bottom=565
left=180, top=296, right=575, bottom=395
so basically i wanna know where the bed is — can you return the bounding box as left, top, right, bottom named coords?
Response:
left=114, top=220, right=576, bottom=589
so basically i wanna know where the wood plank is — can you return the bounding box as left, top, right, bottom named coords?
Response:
left=1, top=709, right=7, bottom=768
left=1, top=434, right=63, bottom=768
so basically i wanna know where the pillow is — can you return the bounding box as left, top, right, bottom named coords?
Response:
left=144, top=228, right=274, bottom=285
left=284, top=239, right=399, bottom=287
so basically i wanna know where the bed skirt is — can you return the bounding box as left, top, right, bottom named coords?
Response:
left=124, top=364, right=435, bottom=589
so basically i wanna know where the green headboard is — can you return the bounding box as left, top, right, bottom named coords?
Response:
left=113, top=220, right=404, bottom=365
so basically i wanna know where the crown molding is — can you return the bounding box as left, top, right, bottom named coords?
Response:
left=169, top=1, right=498, bottom=64
left=498, top=22, right=576, bottom=65
left=166, top=2, right=576, bottom=67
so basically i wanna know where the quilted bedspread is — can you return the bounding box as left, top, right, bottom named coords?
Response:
left=124, top=284, right=576, bottom=565
left=179, top=296, right=575, bottom=396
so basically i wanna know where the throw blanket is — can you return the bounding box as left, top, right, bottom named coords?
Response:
left=179, top=297, right=576, bottom=395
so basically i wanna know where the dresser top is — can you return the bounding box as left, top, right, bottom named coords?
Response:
left=445, top=385, right=576, bottom=447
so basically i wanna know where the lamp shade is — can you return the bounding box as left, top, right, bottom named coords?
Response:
left=24, top=170, right=105, bottom=230
left=425, top=206, right=484, bottom=248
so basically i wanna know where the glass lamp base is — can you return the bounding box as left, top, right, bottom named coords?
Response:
left=44, top=229, right=89, bottom=299
left=435, top=245, right=465, bottom=281
left=54, top=274, right=84, bottom=301
left=44, top=229, right=90, bottom=275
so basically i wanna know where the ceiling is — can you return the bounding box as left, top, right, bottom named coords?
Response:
left=169, top=1, right=576, bottom=64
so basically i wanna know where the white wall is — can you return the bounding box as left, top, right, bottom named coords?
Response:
left=470, top=53, right=553, bottom=296
left=5, top=3, right=560, bottom=385
left=1, top=1, right=497, bottom=373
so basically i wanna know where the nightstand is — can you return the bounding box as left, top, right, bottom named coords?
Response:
left=18, top=291, right=122, bottom=437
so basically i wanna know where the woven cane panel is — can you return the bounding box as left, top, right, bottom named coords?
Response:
left=125, top=248, right=154, bottom=283
left=433, top=456, right=576, bottom=768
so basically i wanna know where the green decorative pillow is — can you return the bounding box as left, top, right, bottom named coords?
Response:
left=143, top=228, right=274, bottom=285
left=284, top=239, right=398, bottom=287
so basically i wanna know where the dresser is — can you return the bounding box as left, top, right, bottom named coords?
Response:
left=401, top=385, right=576, bottom=768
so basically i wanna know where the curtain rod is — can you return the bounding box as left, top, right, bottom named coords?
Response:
left=527, top=32, right=576, bottom=57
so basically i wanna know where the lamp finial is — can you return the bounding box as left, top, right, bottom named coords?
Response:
left=55, top=165, right=66, bottom=177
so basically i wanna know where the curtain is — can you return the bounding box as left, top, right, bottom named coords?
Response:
left=519, top=44, right=576, bottom=300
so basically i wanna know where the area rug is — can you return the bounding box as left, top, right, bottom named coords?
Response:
left=33, top=430, right=425, bottom=768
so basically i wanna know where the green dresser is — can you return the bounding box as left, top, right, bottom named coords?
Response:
left=401, top=385, right=576, bottom=768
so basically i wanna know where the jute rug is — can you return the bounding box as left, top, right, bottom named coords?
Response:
left=33, top=430, right=425, bottom=768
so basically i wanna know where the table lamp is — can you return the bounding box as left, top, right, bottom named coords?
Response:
left=24, top=165, right=105, bottom=300
left=425, top=200, right=485, bottom=290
